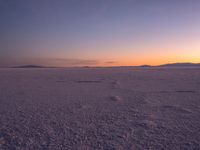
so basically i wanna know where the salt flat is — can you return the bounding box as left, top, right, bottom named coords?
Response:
left=0, top=67, right=200, bottom=149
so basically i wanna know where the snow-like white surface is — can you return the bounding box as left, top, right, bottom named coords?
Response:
left=0, top=67, right=200, bottom=149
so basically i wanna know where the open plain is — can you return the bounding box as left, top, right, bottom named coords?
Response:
left=0, top=67, right=200, bottom=149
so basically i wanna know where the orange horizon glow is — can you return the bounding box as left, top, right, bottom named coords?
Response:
left=1, top=48, right=199, bottom=67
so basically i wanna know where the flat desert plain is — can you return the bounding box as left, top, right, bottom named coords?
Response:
left=0, top=67, right=200, bottom=150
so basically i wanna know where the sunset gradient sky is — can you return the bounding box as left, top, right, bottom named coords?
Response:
left=0, top=0, right=200, bottom=67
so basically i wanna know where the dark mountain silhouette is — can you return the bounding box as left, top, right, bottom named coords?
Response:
left=9, top=63, right=200, bottom=68
left=12, top=65, right=46, bottom=68
left=159, top=63, right=200, bottom=67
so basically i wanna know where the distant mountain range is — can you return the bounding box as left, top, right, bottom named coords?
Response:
left=138, top=63, right=200, bottom=67
left=10, top=63, right=200, bottom=68
left=138, top=65, right=152, bottom=67
left=159, top=63, right=200, bottom=67
left=12, top=65, right=46, bottom=68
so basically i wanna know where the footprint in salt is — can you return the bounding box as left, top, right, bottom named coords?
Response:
left=110, top=96, right=123, bottom=102
left=111, top=80, right=121, bottom=89
left=134, top=120, right=157, bottom=129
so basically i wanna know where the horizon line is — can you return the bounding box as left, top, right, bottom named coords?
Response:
left=1, top=62, right=200, bottom=68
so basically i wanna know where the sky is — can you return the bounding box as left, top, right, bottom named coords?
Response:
left=0, top=0, right=200, bottom=67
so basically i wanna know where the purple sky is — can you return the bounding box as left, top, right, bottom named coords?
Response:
left=0, top=0, right=200, bottom=67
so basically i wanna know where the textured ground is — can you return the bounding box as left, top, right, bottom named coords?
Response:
left=0, top=67, right=200, bottom=150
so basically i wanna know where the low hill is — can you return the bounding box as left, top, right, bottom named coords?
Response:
left=12, top=65, right=46, bottom=68
left=160, top=63, right=200, bottom=67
